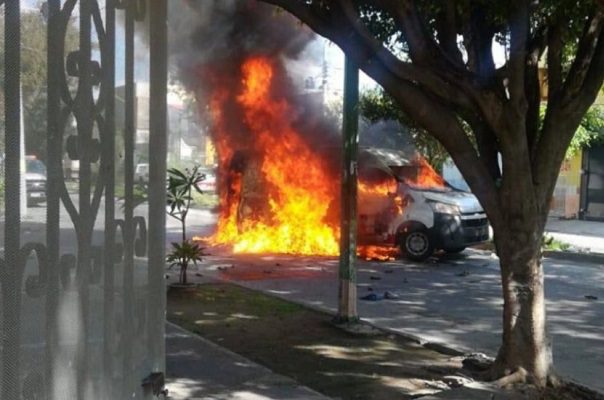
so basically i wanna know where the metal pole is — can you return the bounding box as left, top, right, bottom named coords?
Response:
left=121, top=4, right=135, bottom=393
left=2, top=1, right=22, bottom=398
left=102, top=1, right=117, bottom=396
left=148, top=0, right=168, bottom=373
left=19, top=85, right=27, bottom=217
left=337, top=56, right=359, bottom=323
left=46, top=0, right=61, bottom=394
left=76, top=1, right=94, bottom=397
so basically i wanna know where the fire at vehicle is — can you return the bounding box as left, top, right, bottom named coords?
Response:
left=198, top=55, right=489, bottom=261
left=356, top=148, right=490, bottom=261
left=203, top=56, right=340, bottom=255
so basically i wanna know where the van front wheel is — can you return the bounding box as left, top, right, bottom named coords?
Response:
left=399, top=227, right=434, bottom=261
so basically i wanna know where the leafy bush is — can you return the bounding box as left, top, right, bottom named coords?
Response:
left=167, top=240, right=205, bottom=285
left=166, top=166, right=207, bottom=285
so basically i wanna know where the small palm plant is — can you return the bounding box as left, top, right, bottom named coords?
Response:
left=166, top=166, right=207, bottom=285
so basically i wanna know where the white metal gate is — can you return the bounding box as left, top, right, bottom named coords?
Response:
left=0, top=0, right=167, bottom=398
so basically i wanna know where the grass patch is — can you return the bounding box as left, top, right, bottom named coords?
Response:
left=543, top=234, right=571, bottom=251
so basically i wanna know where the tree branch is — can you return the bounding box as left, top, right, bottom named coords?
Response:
left=546, top=24, right=563, bottom=99
left=507, top=0, right=530, bottom=108
left=463, top=6, right=497, bottom=80
left=262, top=0, right=333, bottom=40
left=525, top=46, right=541, bottom=158
left=335, top=0, right=479, bottom=111
left=465, top=112, right=502, bottom=182
left=435, top=0, right=464, bottom=65
left=561, top=10, right=604, bottom=106
left=373, top=0, right=443, bottom=66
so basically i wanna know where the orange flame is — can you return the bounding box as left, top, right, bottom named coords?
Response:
left=411, top=157, right=446, bottom=189
left=357, top=245, right=399, bottom=261
left=358, top=179, right=397, bottom=197
left=207, top=57, right=339, bottom=255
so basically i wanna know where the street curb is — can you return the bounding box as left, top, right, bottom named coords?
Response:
left=543, top=250, right=604, bottom=265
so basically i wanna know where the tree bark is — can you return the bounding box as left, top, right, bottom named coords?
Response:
left=493, top=221, right=552, bottom=386
left=180, top=263, right=188, bottom=285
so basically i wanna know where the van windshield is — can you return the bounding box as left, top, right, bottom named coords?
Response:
left=390, top=163, right=452, bottom=192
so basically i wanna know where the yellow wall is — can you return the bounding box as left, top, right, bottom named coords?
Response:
left=205, top=138, right=216, bottom=166
left=551, top=150, right=582, bottom=218
left=558, top=152, right=582, bottom=186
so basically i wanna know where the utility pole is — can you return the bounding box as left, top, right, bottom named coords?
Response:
left=336, top=56, right=359, bottom=323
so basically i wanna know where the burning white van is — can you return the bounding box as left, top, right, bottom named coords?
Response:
left=358, top=147, right=490, bottom=261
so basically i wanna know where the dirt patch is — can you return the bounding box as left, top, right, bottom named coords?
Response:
left=168, top=283, right=469, bottom=399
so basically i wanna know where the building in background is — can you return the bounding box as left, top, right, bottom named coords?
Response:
left=579, top=90, right=604, bottom=221
left=550, top=152, right=583, bottom=219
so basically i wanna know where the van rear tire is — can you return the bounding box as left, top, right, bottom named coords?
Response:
left=399, top=227, right=434, bottom=262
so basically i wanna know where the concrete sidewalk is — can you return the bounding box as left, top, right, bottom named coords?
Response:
left=165, top=322, right=329, bottom=400
left=546, top=217, right=604, bottom=254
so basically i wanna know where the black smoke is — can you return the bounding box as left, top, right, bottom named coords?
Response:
left=168, top=0, right=341, bottom=167
left=170, top=1, right=314, bottom=93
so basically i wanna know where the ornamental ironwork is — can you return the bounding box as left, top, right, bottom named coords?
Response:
left=1, top=1, right=167, bottom=398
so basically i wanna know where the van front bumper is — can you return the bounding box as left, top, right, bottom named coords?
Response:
left=432, top=212, right=489, bottom=249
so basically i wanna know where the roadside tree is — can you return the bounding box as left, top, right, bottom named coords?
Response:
left=260, top=0, right=604, bottom=387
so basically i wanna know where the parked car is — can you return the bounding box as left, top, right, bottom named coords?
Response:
left=135, top=163, right=149, bottom=183
left=25, top=156, right=47, bottom=206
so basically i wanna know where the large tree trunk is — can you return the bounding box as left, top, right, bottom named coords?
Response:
left=492, top=218, right=553, bottom=387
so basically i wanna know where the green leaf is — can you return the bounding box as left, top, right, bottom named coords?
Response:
left=193, top=184, right=204, bottom=194
left=168, top=168, right=188, bottom=180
